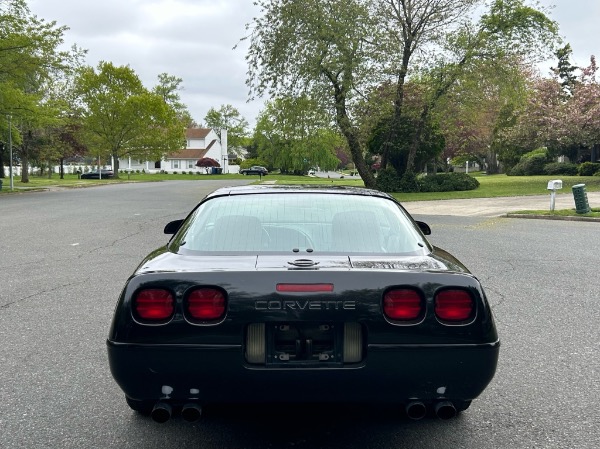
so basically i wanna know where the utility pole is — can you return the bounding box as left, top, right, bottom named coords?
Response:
left=8, top=114, right=13, bottom=191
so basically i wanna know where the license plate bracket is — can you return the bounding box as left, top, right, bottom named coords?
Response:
left=266, top=322, right=343, bottom=367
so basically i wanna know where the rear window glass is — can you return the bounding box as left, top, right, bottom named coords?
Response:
left=172, top=193, right=426, bottom=254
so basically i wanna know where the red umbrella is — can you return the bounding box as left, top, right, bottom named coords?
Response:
left=196, top=157, right=220, bottom=167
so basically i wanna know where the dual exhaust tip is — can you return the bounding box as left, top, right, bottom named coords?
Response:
left=151, top=400, right=456, bottom=423
left=151, top=402, right=202, bottom=423
left=405, top=401, right=457, bottom=420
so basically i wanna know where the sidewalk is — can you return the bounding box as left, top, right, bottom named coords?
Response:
left=403, top=191, right=600, bottom=217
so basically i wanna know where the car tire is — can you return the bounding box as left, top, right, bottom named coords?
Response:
left=125, top=396, right=153, bottom=416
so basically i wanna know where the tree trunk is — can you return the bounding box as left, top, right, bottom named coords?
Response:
left=323, top=68, right=376, bottom=189
left=113, top=153, right=120, bottom=178
left=21, top=155, right=30, bottom=183
left=331, top=86, right=376, bottom=189
left=382, top=44, right=413, bottom=170
left=60, top=158, right=64, bottom=179
left=486, top=150, right=499, bottom=174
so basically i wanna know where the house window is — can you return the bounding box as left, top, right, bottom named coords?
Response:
left=188, top=161, right=195, bottom=169
left=172, top=160, right=180, bottom=169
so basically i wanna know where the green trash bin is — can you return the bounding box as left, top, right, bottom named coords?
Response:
left=572, top=184, right=591, bottom=214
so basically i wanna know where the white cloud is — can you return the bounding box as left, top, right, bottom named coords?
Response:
left=29, top=0, right=260, bottom=125
left=28, top=0, right=599, bottom=127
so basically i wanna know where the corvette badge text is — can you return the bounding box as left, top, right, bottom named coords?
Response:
left=255, top=300, right=356, bottom=311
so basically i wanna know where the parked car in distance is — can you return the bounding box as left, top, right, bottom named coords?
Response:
left=80, top=169, right=114, bottom=179
left=107, top=185, right=499, bottom=424
left=240, top=165, right=268, bottom=176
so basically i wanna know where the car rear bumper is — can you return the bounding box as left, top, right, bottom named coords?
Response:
left=107, top=339, right=499, bottom=405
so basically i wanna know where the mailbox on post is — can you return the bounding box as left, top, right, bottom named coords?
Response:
left=547, top=179, right=563, bottom=211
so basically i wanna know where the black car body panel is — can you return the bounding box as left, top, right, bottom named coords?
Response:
left=240, top=166, right=268, bottom=176
left=81, top=169, right=114, bottom=179
left=107, top=185, right=499, bottom=418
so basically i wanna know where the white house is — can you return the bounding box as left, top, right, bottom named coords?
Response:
left=118, top=128, right=233, bottom=173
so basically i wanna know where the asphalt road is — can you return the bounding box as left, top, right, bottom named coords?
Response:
left=1, top=181, right=599, bottom=449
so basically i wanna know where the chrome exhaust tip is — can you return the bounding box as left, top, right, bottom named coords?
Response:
left=181, top=403, right=202, bottom=423
left=405, top=401, right=427, bottom=420
left=434, top=401, right=457, bottom=420
left=151, top=402, right=172, bottom=423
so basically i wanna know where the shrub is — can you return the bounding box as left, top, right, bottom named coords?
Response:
left=578, top=162, right=600, bottom=176
left=508, top=148, right=551, bottom=176
left=376, top=167, right=401, bottom=193
left=508, top=154, right=547, bottom=175
left=543, top=162, right=578, bottom=176
left=419, top=173, right=479, bottom=192
left=398, top=170, right=420, bottom=193
left=172, top=171, right=178, bottom=174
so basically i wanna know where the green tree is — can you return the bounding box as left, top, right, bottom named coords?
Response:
left=0, top=0, right=84, bottom=181
left=154, top=73, right=193, bottom=127
left=204, top=104, right=249, bottom=156
left=378, top=0, right=558, bottom=175
left=245, top=0, right=378, bottom=188
left=253, top=96, right=341, bottom=173
left=550, top=44, right=579, bottom=96
left=75, top=62, right=184, bottom=175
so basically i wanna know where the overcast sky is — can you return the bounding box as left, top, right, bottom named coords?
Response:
left=28, top=0, right=598, bottom=128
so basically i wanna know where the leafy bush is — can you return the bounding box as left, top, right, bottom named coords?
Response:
left=419, top=173, right=479, bottom=192
left=172, top=171, right=178, bottom=174
left=376, top=167, right=401, bottom=192
left=507, top=148, right=551, bottom=176
left=578, top=162, right=600, bottom=176
left=399, top=170, right=420, bottom=193
left=543, top=162, right=579, bottom=176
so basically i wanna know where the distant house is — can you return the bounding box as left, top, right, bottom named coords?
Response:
left=119, top=127, right=236, bottom=173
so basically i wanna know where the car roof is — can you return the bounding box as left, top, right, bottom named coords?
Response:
left=205, top=184, right=394, bottom=200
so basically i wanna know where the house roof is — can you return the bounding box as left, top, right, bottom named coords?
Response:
left=166, top=129, right=218, bottom=159
left=186, top=128, right=211, bottom=139
left=168, top=149, right=208, bottom=160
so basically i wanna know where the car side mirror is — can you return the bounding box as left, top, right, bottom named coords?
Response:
left=415, top=221, right=431, bottom=235
left=164, top=219, right=184, bottom=235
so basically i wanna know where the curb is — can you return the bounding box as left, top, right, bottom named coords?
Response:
left=505, top=213, right=600, bottom=222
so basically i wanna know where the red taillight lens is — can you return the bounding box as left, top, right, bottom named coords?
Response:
left=187, top=288, right=226, bottom=321
left=435, top=289, right=474, bottom=322
left=383, top=289, right=423, bottom=321
left=134, top=289, right=174, bottom=320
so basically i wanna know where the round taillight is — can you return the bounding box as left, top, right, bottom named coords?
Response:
left=134, top=289, right=174, bottom=320
left=187, top=288, right=226, bottom=321
left=383, top=289, right=423, bottom=321
left=435, top=289, right=474, bottom=322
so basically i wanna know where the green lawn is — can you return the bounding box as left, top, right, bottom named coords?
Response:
left=3, top=172, right=600, bottom=203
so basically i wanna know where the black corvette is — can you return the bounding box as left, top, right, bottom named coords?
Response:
left=107, top=185, right=499, bottom=423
